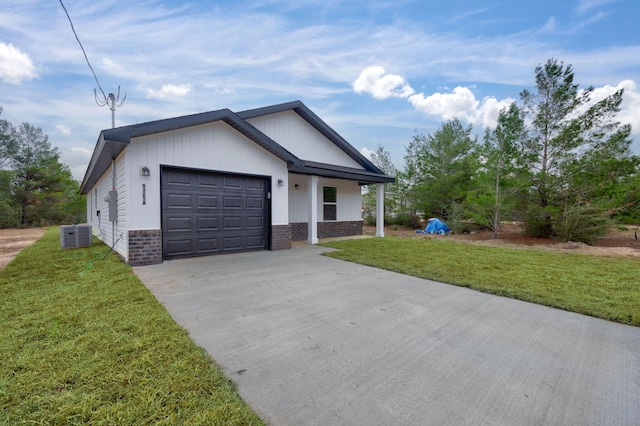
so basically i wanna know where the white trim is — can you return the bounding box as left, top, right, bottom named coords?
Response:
left=307, top=175, right=319, bottom=244
left=376, top=183, right=385, bottom=237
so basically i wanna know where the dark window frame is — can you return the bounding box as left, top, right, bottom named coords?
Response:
left=323, top=186, right=337, bottom=221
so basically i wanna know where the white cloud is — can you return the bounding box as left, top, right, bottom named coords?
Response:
left=56, top=125, right=71, bottom=135
left=408, top=86, right=514, bottom=128
left=576, top=0, right=617, bottom=14
left=146, top=83, right=193, bottom=99
left=589, top=80, right=640, bottom=135
left=360, top=147, right=374, bottom=161
left=61, top=146, right=93, bottom=181
left=1, top=0, right=638, bottom=173
left=540, top=16, right=557, bottom=33
left=204, top=80, right=236, bottom=95
left=470, top=96, right=517, bottom=129
left=352, top=66, right=414, bottom=100
left=102, top=57, right=124, bottom=74
left=569, top=11, right=608, bottom=33
left=354, top=67, right=514, bottom=128
left=408, top=86, right=478, bottom=120
left=0, top=42, right=36, bottom=84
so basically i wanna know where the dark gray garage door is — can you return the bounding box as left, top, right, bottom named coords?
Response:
left=161, top=167, right=269, bottom=260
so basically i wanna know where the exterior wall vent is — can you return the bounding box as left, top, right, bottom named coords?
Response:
left=60, top=225, right=93, bottom=249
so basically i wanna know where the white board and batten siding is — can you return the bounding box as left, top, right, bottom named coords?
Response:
left=246, top=111, right=364, bottom=169
left=125, top=121, right=289, bottom=231
left=86, top=151, right=128, bottom=260
left=288, top=176, right=362, bottom=223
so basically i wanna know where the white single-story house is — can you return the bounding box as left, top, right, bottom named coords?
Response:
left=79, top=100, right=394, bottom=266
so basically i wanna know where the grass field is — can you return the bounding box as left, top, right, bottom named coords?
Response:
left=322, top=237, right=640, bottom=327
left=3, top=229, right=637, bottom=423
left=0, top=228, right=263, bottom=425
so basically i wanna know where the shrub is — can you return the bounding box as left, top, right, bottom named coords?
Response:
left=363, top=213, right=376, bottom=226
left=445, top=202, right=469, bottom=234
left=554, top=203, right=611, bottom=244
left=386, top=211, right=420, bottom=228
left=519, top=205, right=557, bottom=238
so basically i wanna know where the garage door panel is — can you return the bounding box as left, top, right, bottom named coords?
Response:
left=162, top=167, right=268, bottom=260
left=197, top=195, right=218, bottom=209
left=223, top=176, right=242, bottom=189
left=166, top=193, right=192, bottom=208
left=246, top=196, right=264, bottom=209
left=223, top=195, right=242, bottom=209
left=246, top=235, right=265, bottom=249
left=246, top=179, right=265, bottom=190
left=197, top=174, right=219, bottom=187
left=196, top=238, right=218, bottom=253
left=222, top=236, right=243, bottom=251
left=166, top=170, right=191, bottom=185
left=197, top=216, right=218, bottom=230
left=246, top=216, right=264, bottom=229
left=166, top=239, right=193, bottom=256
left=223, top=216, right=242, bottom=229
left=166, top=217, right=192, bottom=232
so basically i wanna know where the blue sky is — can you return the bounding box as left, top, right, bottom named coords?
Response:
left=1, top=0, right=639, bottom=180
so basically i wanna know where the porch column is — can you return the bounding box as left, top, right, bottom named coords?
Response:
left=376, top=183, right=385, bottom=237
left=308, top=175, right=319, bottom=244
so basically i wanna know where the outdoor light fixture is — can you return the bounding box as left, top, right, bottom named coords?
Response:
left=277, top=179, right=284, bottom=186
left=140, top=166, right=150, bottom=177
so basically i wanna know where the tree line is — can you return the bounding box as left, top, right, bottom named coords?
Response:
left=364, top=59, right=640, bottom=244
left=0, top=108, right=85, bottom=228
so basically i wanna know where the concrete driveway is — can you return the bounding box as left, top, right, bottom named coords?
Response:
left=134, top=245, right=640, bottom=426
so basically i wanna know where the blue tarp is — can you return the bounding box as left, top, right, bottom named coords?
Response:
left=415, top=218, right=451, bottom=235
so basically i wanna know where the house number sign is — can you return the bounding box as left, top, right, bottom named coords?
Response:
left=142, top=184, right=146, bottom=205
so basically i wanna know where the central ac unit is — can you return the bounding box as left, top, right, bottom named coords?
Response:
left=60, top=225, right=92, bottom=249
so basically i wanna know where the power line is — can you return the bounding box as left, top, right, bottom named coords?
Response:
left=58, top=0, right=126, bottom=128
left=58, top=0, right=107, bottom=100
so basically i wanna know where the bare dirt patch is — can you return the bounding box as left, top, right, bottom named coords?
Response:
left=365, top=223, right=640, bottom=258
left=0, top=228, right=46, bottom=270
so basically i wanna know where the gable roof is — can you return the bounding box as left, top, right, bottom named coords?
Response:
left=237, top=100, right=383, bottom=173
left=80, top=101, right=394, bottom=194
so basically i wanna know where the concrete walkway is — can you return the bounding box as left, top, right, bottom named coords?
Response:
left=134, top=245, right=640, bottom=426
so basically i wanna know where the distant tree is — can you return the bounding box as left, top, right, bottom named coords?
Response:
left=396, top=137, right=424, bottom=228
left=10, top=122, right=85, bottom=226
left=0, top=108, right=19, bottom=227
left=11, top=123, right=58, bottom=225
left=59, top=180, right=87, bottom=224
left=614, top=172, right=640, bottom=225
left=0, top=107, right=18, bottom=169
left=0, top=170, right=19, bottom=228
left=409, top=119, right=478, bottom=219
left=0, top=108, right=88, bottom=229
left=517, top=58, right=637, bottom=241
left=362, top=145, right=399, bottom=225
left=467, top=103, right=527, bottom=237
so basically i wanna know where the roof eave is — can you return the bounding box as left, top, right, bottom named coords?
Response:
left=80, top=108, right=303, bottom=193
left=238, top=100, right=387, bottom=175
left=288, top=162, right=395, bottom=184
left=80, top=134, right=129, bottom=194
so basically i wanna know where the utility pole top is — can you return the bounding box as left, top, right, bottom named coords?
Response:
left=96, top=86, right=126, bottom=128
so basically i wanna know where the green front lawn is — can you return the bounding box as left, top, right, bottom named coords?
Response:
left=0, top=228, right=263, bottom=425
left=322, top=237, right=640, bottom=327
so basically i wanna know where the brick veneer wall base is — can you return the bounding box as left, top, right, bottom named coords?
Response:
left=272, top=224, right=292, bottom=250
left=290, top=220, right=363, bottom=241
left=128, top=229, right=162, bottom=266
left=291, top=222, right=308, bottom=241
